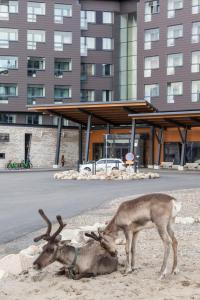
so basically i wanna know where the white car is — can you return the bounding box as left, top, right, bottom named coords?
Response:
left=80, top=158, right=126, bottom=172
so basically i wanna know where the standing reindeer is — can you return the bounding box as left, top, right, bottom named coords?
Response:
left=33, top=209, right=118, bottom=279
left=96, top=193, right=181, bottom=279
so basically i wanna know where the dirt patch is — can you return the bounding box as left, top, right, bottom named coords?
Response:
left=0, top=189, right=200, bottom=300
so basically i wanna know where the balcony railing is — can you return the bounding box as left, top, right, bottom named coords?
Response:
left=81, top=45, right=88, bottom=56
left=80, top=18, right=88, bottom=30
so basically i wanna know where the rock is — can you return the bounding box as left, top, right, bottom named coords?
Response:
left=19, top=245, right=40, bottom=271
left=54, top=169, right=160, bottom=181
left=61, top=228, right=84, bottom=244
left=0, top=269, right=8, bottom=280
left=0, top=254, right=22, bottom=275
left=175, top=217, right=199, bottom=224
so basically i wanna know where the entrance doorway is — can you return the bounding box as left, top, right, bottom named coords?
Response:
left=25, top=133, right=32, bottom=162
left=92, top=133, right=148, bottom=167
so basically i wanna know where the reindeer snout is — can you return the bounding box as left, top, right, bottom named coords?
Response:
left=33, top=260, right=41, bottom=270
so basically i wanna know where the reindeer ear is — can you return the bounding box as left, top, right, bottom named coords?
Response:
left=55, top=234, right=62, bottom=242
left=98, top=227, right=104, bottom=235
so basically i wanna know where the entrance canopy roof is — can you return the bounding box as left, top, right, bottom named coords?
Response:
left=129, top=110, right=200, bottom=128
left=28, top=100, right=156, bottom=126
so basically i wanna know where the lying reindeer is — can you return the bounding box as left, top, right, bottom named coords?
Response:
left=33, top=209, right=118, bottom=279
left=96, top=193, right=181, bottom=279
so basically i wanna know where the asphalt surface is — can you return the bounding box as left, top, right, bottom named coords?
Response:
left=0, top=170, right=200, bottom=245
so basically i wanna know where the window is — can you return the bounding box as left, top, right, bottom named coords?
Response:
left=53, top=116, right=68, bottom=126
left=144, top=84, right=159, bottom=102
left=27, top=57, right=45, bottom=77
left=144, top=56, right=159, bottom=77
left=81, top=63, right=95, bottom=77
left=0, top=134, right=9, bottom=142
left=54, top=31, right=72, bottom=51
left=27, top=30, right=45, bottom=50
left=0, top=153, right=5, bottom=159
left=192, top=0, right=200, bottom=14
left=102, top=90, right=112, bottom=102
left=81, top=37, right=96, bottom=55
left=0, top=28, right=18, bottom=48
left=0, top=56, right=18, bottom=74
left=167, top=53, right=183, bottom=75
left=102, top=38, right=113, bottom=50
left=81, top=90, right=95, bottom=102
left=54, top=86, right=72, bottom=100
left=54, top=58, right=72, bottom=77
left=27, top=85, right=45, bottom=105
left=103, top=12, right=114, bottom=24
left=191, top=51, right=200, bottom=72
left=144, top=28, right=159, bottom=50
left=54, top=4, right=72, bottom=23
left=0, top=1, right=18, bottom=20
left=192, top=81, right=200, bottom=102
left=167, top=25, right=183, bottom=47
left=26, top=114, right=42, bottom=125
left=167, top=82, right=183, bottom=103
left=27, top=2, right=45, bottom=22
left=0, top=113, right=16, bottom=123
left=168, top=0, right=183, bottom=18
left=192, top=22, right=200, bottom=43
left=120, top=14, right=137, bottom=100
left=0, top=84, right=17, bottom=102
left=81, top=11, right=96, bottom=23
left=102, top=64, right=112, bottom=76
left=144, top=1, right=160, bottom=22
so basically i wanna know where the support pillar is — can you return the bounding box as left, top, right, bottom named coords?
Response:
left=84, top=114, right=92, bottom=162
left=79, top=124, right=83, bottom=165
left=154, top=128, right=163, bottom=169
left=178, top=127, right=188, bottom=170
left=148, top=126, right=155, bottom=168
left=54, top=116, right=62, bottom=168
left=130, top=119, right=136, bottom=154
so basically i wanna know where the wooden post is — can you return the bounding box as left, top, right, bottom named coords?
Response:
left=54, top=116, right=62, bottom=166
left=85, top=114, right=92, bottom=162
left=79, top=124, right=83, bottom=164
left=155, top=128, right=163, bottom=167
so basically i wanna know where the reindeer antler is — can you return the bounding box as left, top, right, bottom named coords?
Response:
left=85, top=231, right=102, bottom=242
left=50, top=215, right=66, bottom=241
left=34, top=209, right=52, bottom=242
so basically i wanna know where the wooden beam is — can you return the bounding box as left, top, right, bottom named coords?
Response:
left=123, top=107, right=137, bottom=114
left=46, top=110, right=86, bottom=126
left=190, top=117, right=200, bottom=125
left=164, top=118, right=186, bottom=128
left=78, top=108, right=116, bottom=126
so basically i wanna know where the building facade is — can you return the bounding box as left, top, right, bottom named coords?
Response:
left=0, top=0, right=200, bottom=168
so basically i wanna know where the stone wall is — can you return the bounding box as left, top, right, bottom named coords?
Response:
left=0, top=126, right=79, bottom=169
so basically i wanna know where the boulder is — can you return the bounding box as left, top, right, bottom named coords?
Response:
left=0, top=254, right=22, bottom=275
left=19, top=245, right=40, bottom=271
left=0, top=269, right=8, bottom=280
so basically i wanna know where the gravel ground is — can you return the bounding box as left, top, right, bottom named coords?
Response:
left=0, top=189, right=200, bottom=300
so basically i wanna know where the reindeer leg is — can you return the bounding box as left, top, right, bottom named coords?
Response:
left=157, top=224, right=171, bottom=279
left=167, top=220, right=178, bottom=275
left=131, top=232, right=139, bottom=271
left=124, top=229, right=133, bottom=274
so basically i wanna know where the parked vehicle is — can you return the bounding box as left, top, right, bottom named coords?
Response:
left=80, top=158, right=126, bottom=172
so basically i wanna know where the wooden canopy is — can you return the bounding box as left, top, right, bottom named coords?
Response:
left=28, top=100, right=156, bottom=126
left=129, top=111, right=200, bottom=128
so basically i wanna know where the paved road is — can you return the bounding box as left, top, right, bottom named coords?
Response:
left=0, top=170, right=199, bottom=244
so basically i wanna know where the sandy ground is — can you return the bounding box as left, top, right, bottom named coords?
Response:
left=0, top=189, right=200, bottom=300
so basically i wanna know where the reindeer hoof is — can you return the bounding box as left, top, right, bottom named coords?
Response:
left=172, top=267, right=179, bottom=275
left=125, top=267, right=132, bottom=274
left=158, top=269, right=168, bottom=280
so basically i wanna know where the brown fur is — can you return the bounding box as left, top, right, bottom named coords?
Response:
left=103, top=193, right=180, bottom=278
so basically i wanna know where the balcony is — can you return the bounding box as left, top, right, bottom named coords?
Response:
left=81, top=45, right=88, bottom=56
left=80, top=18, right=88, bottom=30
